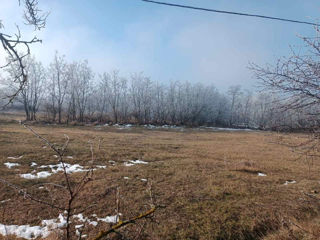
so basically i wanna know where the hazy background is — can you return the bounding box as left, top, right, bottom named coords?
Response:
left=1, top=0, right=319, bottom=90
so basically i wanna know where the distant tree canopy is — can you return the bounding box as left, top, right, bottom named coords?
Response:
left=0, top=0, right=47, bottom=104
left=0, top=52, right=297, bottom=129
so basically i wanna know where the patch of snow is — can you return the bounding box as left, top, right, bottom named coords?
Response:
left=96, top=215, right=120, bottom=224
left=7, top=156, right=23, bottom=160
left=20, top=171, right=52, bottom=179
left=141, top=179, right=147, bottom=182
left=144, top=124, right=156, bottom=129
left=89, top=221, right=98, bottom=227
left=22, top=162, right=106, bottom=179
left=258, top=172, right=267, bottom=177
left=73, top=214, right=86, bottom=223
left=109, top=160, right=116, bottom=164
left=96, top=165, right=107, bottom=169
left=66, top=156, right=73, bottom=159
left=0, top=213, right=67, bottom=240
left=53, top=155, right=58, bottom=158
left=75, top=224, right=84, bottom=229
left=130, top=160, right=148, bottom=164
left=40, top=163, right=86, bottom=174
left=73, top=214, right=99, bottom=226
left=4, top=162, right=20, bottom=169
left=201, top=127, right=254, bottom=132
left=124, top=162, right=134, bottom=167
left=0, top=199, right=10, bottom=204
left=124, top=177, right=130, bottom=180
left=284, top=180, right=296, bottom=185
left=30, top=162, right=38, bottom=167
left=124, top=159, right=148, bottom=167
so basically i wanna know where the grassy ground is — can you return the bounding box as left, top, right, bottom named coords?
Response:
left=0, top=118, right=320, bottom=239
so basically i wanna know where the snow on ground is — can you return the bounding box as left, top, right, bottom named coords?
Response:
left=124, top=159, right=149, bottom=167
left=284, top=180, right=296, bottom=185
left=96, top=165, right=107, bottom=169
left=4, top=162, right=20, bottom=169
left=30, top=162, right=38, bottom=167
left=100, top=123, right=256, bottom=132
left=20, top=171, right=53, bottom=179
left=0, top=212, right=121, bottom=239
left=96, top=215, right=120, bottom=223
left=0, top=213, right=66, bottom=240
left=39, top=163, right=86, bottom=174
left=20, top=163, right=107, bottom=179
left=258, top=172, right=267, bottom=177
left=7, top=156, right=23, bottom=160
left=141, top=179, right=147, bottom=182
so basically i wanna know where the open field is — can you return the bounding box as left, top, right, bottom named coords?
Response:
left=0, top=120, right=320, bottom=239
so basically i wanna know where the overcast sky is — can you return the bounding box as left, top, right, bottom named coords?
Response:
left=1, top=0, right=319, bottom=91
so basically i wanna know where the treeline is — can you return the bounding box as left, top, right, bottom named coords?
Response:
left=0, top=53, right=307, bottom=130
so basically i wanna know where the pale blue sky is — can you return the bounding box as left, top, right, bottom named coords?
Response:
left=1, top=0, right=320, bottom=90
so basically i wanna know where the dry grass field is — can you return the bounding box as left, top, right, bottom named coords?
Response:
left=0, top=117, right=320, bottom=239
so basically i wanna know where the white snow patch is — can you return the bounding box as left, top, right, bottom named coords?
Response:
left=0, top=212, right=124, bottom=239
left=4, top=162, right=20, bottom=169
left=66, top=156, right=73, bottom=159
left=73, top=214, right=99, bottom=226
left=39, top=163, right=86, bottom=174
left=20, top=171, right=52, bottom=179
left=124, top=160, right=148, bottom=167
left=96, top=165, right=107, bottom=169
left=21, top=162, right=106, bottom=179
left=7, top=156, right=23, bottom=160
left=130, top=160, right=148, bottom=164
left=96, top=215, right=120, bottom=224
left=141, top=179, right=147, bottom=182
left=89, top=221, right=98, bottom=227
left=53, top=155, right=58, bottom=158
left=258, top=172, right=267, bottom=177
left=30, top=162, right=38, bottom=167
left=0, top=213, right=67, bottom=239
left=75, top=224, right=84, bottom=229
left=124, top=177, right=130, bottom=180
left=284, top=180, right=296, bottom=185
left=200, top=127, right=254, bottom=132
left=124, top=162, right=134, bottom=167
left=0, top=199, right=10, bottom=204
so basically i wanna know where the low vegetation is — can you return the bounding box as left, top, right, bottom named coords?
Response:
left=0, top=115, right=320, bottom=239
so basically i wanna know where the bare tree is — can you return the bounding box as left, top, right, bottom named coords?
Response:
left=48, top=52, right=69, bottom=123
left=228, top=85, right=242, bottom=126
left=100, top=70, right=127, bottom=123
left=5, top=55, right=45, bottom=120
left=250, top=28, right=320, bottom=130
left=0, top=0, right=48, bottom=104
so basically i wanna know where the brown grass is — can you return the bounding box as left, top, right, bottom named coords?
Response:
left=0, top=118, right=320, bottom=239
